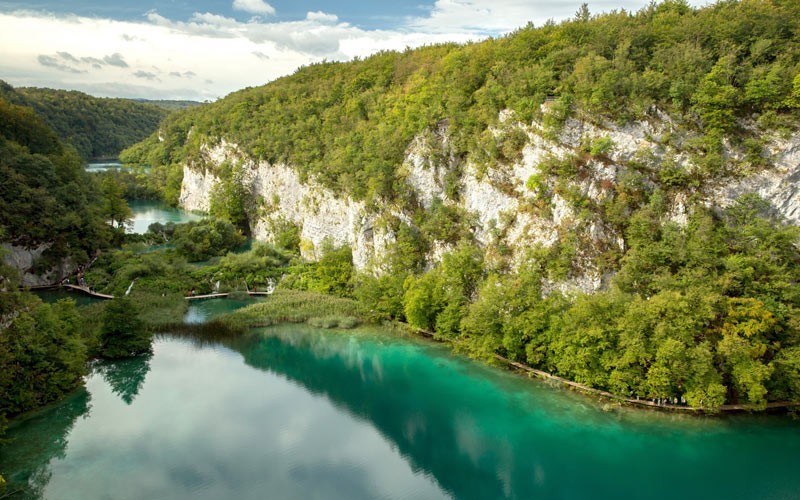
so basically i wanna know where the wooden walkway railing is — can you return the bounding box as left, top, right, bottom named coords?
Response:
left=185, top=292, right=272, bottom=300
left=62, top=284, right=115, bottom=299
left=26, top=284, right=114, bottom=299
left=27, top=285, right=271, bottom=301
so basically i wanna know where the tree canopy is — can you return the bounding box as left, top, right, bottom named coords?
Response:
left=0, top=80, right=170, bottom=160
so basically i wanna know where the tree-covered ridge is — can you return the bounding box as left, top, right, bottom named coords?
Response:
left=115, top=0, right=800, bottom=411
left=0, top=98, right=110, bottom=270
left=0, top=81, right=170, bottom=160
left=125, top=0, right=800, bottom=205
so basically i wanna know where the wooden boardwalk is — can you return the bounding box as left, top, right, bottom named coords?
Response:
left=185, top=291, right=272, bottom=300
left=27, top=284, right=114, bottom=299
left=62, top=284, right=115, bottom=299
left=28, top=284, right=271, bottom=301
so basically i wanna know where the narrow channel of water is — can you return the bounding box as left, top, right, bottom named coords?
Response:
left=127, top=200, right=204, bottom=234
left=1, top=321, right=799, bottom=499
left=85, top=160, right=124, bottom=173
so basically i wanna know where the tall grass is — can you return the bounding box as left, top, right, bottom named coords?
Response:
left=220, top=289, right=367, bottom=329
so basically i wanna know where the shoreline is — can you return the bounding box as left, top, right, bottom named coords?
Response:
left=405, top=325, right=799, bottom=415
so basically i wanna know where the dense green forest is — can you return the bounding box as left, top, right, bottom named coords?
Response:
left=133, top=98, right=203, bottom=111
left=121, top=0, right=800, bottom=411
left=0, top=98, right=110, bottom=269
left=0, top=81, right=170, bottom=160
left=0, top=98, right=156, bottom=451
left=124, top=0, right=800, bottom=205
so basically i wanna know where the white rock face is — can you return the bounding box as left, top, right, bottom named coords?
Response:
left=179, top=166, right=218, bottom=212
left=715, top=133, right=800, bottom=223
left=249, top=162, right=369, bottom=266
left=177, top=114, right=800, bottom=294
left=401, top=137, right=448, bottom=210
left=1, top=243, right=74, bottom=287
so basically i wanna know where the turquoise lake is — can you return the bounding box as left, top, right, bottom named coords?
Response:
left=1, top=322, right=799, bottom=499
left=85, top=161, right=125, bottom=173
left=127, top=199, right=204, bottom=234
left=84, top=162, right=201, bottom=234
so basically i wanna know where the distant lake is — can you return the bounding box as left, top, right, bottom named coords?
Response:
left=85, top=160, right=124, bottom=172
left=85, top=161, right=150, bottom=173
left=128, top=200, right=204, bottom=234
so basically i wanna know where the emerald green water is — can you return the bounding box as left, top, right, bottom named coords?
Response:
left=2, top=325, right=799, bottom=499
left=128, top=200, right=203, bottom=234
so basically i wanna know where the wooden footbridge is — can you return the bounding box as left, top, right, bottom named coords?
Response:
left=28, top=284, right=271, bottom=301
left=185, top=291, right=272, bottom=300
left=27, top=284, right=115, bottom=299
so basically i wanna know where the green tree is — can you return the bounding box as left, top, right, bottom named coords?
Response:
left=99, top=298, right=151, bottom=358
left=101, top=175, right=133, bottom=232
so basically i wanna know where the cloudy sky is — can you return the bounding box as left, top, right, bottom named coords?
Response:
left=0, top=0, right=708, bottom=101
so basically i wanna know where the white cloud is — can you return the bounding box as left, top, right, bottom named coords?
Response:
left=0, top=0, right=709, bottom=100
left=232, top=0, right=276, bottom=16
left=103, top=52, right=129, bottom=68
left=306, top=11, right=339, bottom=24
left=406, top=0, right=708, bottom=34
left=133, top=70, right=159, bottom=81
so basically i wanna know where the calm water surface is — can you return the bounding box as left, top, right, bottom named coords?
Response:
left=85, top=161, right=124, bottom=173
left=127, top=200, right=204, bottom=234
left=2, top=324, right=799, bottom=499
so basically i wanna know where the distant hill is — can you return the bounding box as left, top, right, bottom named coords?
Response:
left=133, top=99, right=203, bottom=111
left=0, top=81, right=170, bottom=160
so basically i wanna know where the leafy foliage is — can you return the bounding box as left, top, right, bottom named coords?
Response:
left=0, top=81, right=169, bottom=160
left=379, top=197, right=800, bottom=410
left=99, top=298, right=151, bottom=358
left=171, top=219, right=245, bottom=262
left=0, top=98, right=110, bottom=270
left=0, top=295, right=87, bottom=418
left=126, top=0, right=800, bottom=210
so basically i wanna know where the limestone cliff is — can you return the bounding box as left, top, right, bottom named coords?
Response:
left=1, top=243, right=74, bottom=287
left=176, top=111, right=800, bottom=294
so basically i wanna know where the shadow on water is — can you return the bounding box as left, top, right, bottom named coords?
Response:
left=2, top=321, right=800, bottom=499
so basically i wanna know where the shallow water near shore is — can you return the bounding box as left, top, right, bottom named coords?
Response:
left=1, top=322, right=799, bottom=499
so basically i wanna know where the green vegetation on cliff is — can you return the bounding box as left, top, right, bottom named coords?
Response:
left=0, top=97, right=110, bottom=269
left=123, top=0, right=800, bottom=411
left=125, top=0, right=800, bottom=206
left=0, top=81, right=170, bottom=160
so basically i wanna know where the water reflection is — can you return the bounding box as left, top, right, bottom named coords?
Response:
left=236, top=326, right=800, bottom=500
left=0, top=391, right=90, bottom=500
left=2, top=327, right=799, bottom=500
left=127, top=200, right=203, bottom=234
left=94, top=354, right=153, bottom=405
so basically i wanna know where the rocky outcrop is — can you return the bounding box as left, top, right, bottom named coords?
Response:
left=176, top=112, right=800, bottom=294
left=1, top=243, right=74, bottom=287
left=714, top=133, right=800, bottom=223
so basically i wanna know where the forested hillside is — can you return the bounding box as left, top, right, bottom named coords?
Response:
left=0, top=81, right=169, bottom=160
left=125, top=0, right=800, bottom=411
left=0, top=97, right=125, bottom=448
left=0, top=98, right=111, bottom=273
left=125, top=0, right=800, bottom=204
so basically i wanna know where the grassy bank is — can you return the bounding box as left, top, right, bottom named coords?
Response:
left=219, top=289, right=367, bottom=330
